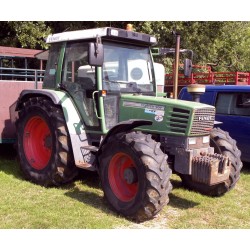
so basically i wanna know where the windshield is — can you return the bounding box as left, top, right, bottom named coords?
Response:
left=102, top=42, right=155, bottom=94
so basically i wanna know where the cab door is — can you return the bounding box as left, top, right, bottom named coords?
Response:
left=61, top=42, right=101, bottom=131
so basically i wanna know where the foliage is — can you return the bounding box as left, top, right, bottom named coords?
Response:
left=135, top=21, right=250, bottom=72
left=0, top=21, right=51, bottom=49
left=1, top=21, right=250, bottom=71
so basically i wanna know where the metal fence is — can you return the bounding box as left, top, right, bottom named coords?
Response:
left=0, top=67, right=45, bottom=86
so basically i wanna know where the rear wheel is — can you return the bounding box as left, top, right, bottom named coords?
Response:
left=180, top=128, right=242, bottom=196
left=16, top=96, right=78, bottom=186
left=99, top=131, right=172, bottom=222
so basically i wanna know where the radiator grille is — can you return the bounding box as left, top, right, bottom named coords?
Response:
left=167, top=107, right=190, bottom=134
left=167, top=107, right=215, bottom=135
left=190, top=108, right=215, bottom=135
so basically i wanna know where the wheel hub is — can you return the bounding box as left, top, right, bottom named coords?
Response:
left=108, top=152, right=138, bottom=202
left=123, top=167, right=138, bottom=184
left=44, top=135, right=52, bottom=149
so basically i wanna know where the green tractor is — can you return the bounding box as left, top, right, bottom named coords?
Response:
left=12, top=26, right=242, bottom=222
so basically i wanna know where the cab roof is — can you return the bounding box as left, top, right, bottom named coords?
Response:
left=46, top=27, right=157, bottom=46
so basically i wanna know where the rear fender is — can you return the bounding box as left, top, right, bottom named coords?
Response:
left=11, top=89, right=62, bottom=124
left=13, top=89, right=96, bottom=170
left=15, top=89, right=62, bottom=111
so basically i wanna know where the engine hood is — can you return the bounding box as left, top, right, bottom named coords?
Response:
left=119, top=94, right=215, bottom=136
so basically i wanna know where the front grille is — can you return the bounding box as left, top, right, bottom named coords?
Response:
left=190, top=108, right=215, bottom=135
left=167, top=107, right=190, bottom=134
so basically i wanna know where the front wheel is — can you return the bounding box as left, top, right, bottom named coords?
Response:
left=16, top=97, right=78, bottom=186
left=99, top=131, right=172, bottom=222
left=180, top=128, right=242, bottom=196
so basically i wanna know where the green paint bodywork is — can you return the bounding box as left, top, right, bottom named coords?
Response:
left=96, top=67, right=107, bottom=134
left=43, top=66, right=215, bottom=138
left=119, top=94, right=213, bottom=136
left=56, top=42, right=66, bottom=84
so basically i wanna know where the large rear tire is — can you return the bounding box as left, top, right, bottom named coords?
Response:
left=180, top=127, right=242, bottom=196
left=99, top=131, right=172, bottom=222
left=16, top=96, right=78, bottom=186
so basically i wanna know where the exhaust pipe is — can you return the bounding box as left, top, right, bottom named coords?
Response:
left=173, top=33, right=180, bottom=99
left=187, top=84, right=206, bottom=102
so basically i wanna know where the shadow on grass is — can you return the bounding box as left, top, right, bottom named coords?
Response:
left=62, top=171, right=120, bottom=216
left=242, top=162, right=250, bottom=173
left=168, top=178, right=200, bottom=209
left=77, top=169, right=102, bottom=189
left=65, top=173, right=200, bottom=218
left=63, top=186, right=116, bottom=215
left=0, top=144, right=23, bottom=180
left=0, top=143, right=17, bottom=160
left=168, top=193, right=199, bottom=209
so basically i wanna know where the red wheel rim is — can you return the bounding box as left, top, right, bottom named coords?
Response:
left=23, top=116, right=52, bottom=170
left=108, top=152, right=138, bottom=202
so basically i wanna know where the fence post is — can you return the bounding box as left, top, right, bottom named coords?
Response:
left=35, top=70, right=38, bottom=89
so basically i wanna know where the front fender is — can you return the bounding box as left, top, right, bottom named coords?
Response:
left=97, top=119, right=152, bottom=157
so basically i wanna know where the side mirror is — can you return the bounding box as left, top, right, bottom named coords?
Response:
left=88, top=42, right=104, bottom=66
left=184, top=58, right=192, bottom=77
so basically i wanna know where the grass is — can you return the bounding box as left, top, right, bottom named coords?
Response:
left=0, top=144, right=249, bottom=229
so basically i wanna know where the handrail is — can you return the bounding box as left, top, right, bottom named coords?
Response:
left=0, top=67, right=45, bottom=82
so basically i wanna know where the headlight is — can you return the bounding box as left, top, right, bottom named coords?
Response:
left=188, top=138, right=197, bottom=145
left=203, top=136, right=210, bottom=144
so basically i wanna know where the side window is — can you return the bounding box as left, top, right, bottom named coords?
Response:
left=43, top=43, right=61, bottom=88
left=62, top=43, right=95, bottom=87
left=234, top=93, right=250, bottom=116
left=62, top=42, right=99, bottom=128
left=216, top=92, right=250, bottom=116
left=215, top=93, right=234, bottom=114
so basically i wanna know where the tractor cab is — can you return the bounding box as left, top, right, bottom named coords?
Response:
left=43, top=27, right=158, bottom=133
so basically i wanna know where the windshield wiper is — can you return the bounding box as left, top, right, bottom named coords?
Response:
left=103, top=79, right=129, bottom=84
left=103, top=79, right=143, bottom=93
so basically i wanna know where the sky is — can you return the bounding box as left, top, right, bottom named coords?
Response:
left=1, top=0, right=249, bottom=21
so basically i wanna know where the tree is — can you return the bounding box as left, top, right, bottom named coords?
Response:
left=1, top=21, right=250, bottom=72
left=0, top=21, right=51, bottom=49
left=134, top=21, right=250, bottom=72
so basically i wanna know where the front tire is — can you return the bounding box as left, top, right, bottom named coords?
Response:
left=99, top=131, right=172, bottom=222
left=16, top=96, right=78, bottom=186
left=181, top=128, right=242, bottom=196
left=210, top=127, right=242, bottom=191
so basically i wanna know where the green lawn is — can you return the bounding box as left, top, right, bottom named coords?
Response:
left=0, top=144, right=249, bottom=229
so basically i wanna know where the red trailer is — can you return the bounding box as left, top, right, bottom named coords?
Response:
left=0, top=46, right=45, bottom=143
left=165, top=64, right=250, bottom=94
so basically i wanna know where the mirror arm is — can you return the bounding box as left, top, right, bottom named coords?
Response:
left=95, top=36, right=102, bottom=55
